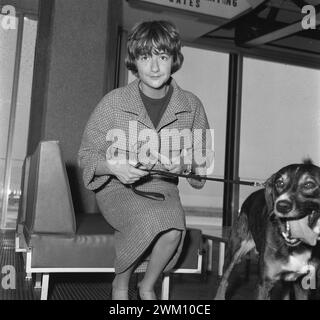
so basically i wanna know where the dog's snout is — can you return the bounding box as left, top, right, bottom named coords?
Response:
left=276, top=200, right=293, bottom=214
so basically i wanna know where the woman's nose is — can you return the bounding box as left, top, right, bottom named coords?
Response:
left=151, top=56, right=160, bottom=72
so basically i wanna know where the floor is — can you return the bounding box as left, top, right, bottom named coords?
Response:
left=0, top=230, right=319, bottom=300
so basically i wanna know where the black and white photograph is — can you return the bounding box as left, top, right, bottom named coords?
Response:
left=0, top=0, right=320, bottom=312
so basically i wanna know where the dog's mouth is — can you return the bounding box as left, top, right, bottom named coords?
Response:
left=279, top=210, right=320, bottom=247
left=280, top=220, right=302, bottom=246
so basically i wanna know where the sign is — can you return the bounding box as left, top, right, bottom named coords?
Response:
left=135, top=0, right=266, bottom=19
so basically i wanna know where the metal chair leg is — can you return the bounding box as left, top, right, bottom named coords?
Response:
left=40, top=274, right=49, bottom=300
left=218, top=242, right=226, bottom=276
left=161, top=274, right=170, bottom=300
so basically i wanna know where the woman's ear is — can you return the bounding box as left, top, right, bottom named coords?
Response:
left=264, top=174, right=275, bottom=213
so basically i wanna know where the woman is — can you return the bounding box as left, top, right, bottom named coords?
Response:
left=78, top=20, right=212, bottom=300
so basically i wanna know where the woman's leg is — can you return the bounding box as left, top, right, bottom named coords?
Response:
left=112, top=264, right=135, bottom=300
left=138, top=229, right=182, bottom=299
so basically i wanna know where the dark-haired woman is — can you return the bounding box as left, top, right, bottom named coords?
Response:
left=78, top=20, right=212, bottom=300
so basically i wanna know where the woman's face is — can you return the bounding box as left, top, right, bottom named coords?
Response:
left=135, top=51, right=172, bottom=98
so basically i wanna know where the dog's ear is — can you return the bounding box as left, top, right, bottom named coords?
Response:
left=264, top=174, right=276, bottom=213
left=303, top=158, right=313, bottom=165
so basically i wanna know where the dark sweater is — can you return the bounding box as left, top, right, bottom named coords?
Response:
left=139, top=85, right=173, bottom=128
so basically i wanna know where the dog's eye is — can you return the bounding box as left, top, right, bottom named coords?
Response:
left=304, top=181, right=316, bottom=190
left=275, top=180, right=284, bottom=188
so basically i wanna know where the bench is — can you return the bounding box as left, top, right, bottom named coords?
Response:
left=16, top=140, right=203, bottom=300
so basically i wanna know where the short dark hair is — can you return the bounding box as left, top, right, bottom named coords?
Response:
left=125, top=20, right=184, bottom=75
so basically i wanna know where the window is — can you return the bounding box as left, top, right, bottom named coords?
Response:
left=239, top=57, right=320, bottom=206
left=174, top=46, right=228, bottom=214
left=0, top=12, right=38, bottom=229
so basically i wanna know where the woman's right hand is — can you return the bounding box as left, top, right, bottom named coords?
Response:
left=106, top=159, right=149, bottom=184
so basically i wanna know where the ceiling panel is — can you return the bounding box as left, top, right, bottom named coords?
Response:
left=122, top=0, right=319, bottom=60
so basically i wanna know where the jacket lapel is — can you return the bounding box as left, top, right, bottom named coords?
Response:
left=156, top=78, right=191, bottom=131
left=119, top=79, right=154, bottom=129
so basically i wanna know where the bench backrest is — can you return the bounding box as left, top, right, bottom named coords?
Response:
left=24, top=141, right=76, bottom=235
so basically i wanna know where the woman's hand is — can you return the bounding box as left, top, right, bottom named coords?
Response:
left=162, top=155, right=188, bottom=174
left=106, top=159, right=149, bottom=184
left=187, top=166, right=206, bottom=189
left=162, top=162, right=185, bottom=174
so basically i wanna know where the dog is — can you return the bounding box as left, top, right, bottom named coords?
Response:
left=215, top=160, right=320, bottom=300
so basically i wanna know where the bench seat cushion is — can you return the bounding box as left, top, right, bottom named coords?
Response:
left=28, top=213, right=116, bottom=269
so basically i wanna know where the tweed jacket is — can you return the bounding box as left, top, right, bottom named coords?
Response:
left=78, top=77, right=211, bottom=192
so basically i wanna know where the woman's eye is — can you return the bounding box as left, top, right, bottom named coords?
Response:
left=139, top=55, right=149, bottom=61
left=159, top=55, right=170, bottom=61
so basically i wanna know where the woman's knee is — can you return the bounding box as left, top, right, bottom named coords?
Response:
left=162, top=229, right=182, bottom=244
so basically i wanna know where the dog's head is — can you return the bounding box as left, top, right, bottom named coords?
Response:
left=265, top=160, right=320, bottom=246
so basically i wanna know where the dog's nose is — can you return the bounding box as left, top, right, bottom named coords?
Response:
left=276, top=200, right=293, bottom=214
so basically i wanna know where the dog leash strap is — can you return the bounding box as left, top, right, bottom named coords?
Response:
left=130, top=184, right=165, bottom=201
left=128, top=168, right=264, bottom=202
left=142, top=169, right=265, bottom=187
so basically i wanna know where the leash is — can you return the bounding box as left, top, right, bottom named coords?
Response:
left=131, top=168, right=265, bottom=201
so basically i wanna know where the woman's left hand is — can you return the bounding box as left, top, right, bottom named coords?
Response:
left=162, top=162, right=185, bottom=174
left=162, top=155, right=187, bottom=174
